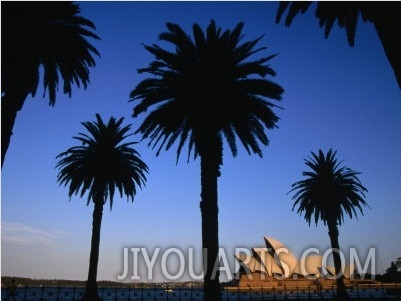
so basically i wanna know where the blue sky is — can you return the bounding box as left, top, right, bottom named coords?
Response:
left=1, top=1, right=400, bottom=282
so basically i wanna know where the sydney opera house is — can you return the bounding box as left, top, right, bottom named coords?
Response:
left=234, top=236, right=355, bottom=287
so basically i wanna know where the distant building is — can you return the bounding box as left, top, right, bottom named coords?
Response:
left=234, top=236, right=356, bottom=288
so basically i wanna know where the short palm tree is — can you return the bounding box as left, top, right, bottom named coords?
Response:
left=289, top=149, right=369, bottom=300
left=130, top=20, right=284, bottom=300
left=2, top=1, right=100, bottom=167
left=56, top=114, right=148, bottom=301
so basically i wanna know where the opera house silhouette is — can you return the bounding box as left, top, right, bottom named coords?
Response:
left=234, top=236, right=355, bottom=287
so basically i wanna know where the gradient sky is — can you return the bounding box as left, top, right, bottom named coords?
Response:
left=1, top=1, right=400, bottom=283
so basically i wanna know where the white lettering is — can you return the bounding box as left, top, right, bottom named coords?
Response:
left=350, top=247, right=376, bottom=279
left=117, top=247, right=129, bottom=280
left=141, top=247, right=160, bottom=280
left=161, top=248, right=185, bottom=280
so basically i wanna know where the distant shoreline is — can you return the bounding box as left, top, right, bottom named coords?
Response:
left=1, top=276, right=204, bottom=289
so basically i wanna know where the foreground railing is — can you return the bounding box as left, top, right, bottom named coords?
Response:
left=1, top=283, right=401, bottom=300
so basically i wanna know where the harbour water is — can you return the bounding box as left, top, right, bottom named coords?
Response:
left=2, top=285, right=400, bottom=301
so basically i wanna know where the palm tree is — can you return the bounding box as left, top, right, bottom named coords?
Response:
left=55, top=114, right=148, bottom=301
left=129, top=20, right=284, bottom=300
left=275, top=1, right=401, bottom=89
left=2, top=1, right=100, bottom=167
left=289, top=149, right=369, bottom=300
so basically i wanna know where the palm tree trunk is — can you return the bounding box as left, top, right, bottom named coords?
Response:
left=199, top=139, right=222, bottom=301
left=327, top=221, right=348, bottom=300
left=1, top=92, right=27, bottom=168
left=82, top=200, right=103, bottom=301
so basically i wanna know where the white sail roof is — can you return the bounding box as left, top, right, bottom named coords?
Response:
left=234, top=235, right=356, bottom=279
left=251, top=247, right=283, bottom=276
left=264, top=236, right=298, bottom=278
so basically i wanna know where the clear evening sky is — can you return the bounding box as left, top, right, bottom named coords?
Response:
left=1, top=1, right=400, bottom=282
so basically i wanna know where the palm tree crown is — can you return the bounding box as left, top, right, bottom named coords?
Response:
left=2, top=1, right=101, bottom=168
left=56, top=114, right=148, bottom=209
left=130, top=19, right=284, bottom=161
left=2, top=1, right=100, bottom=103
left=289, top=149, right=369, bottom=226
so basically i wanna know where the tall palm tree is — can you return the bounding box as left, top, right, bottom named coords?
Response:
left=289, top=149, right=369, bottom=300
left=275, top=1, right=401, bottom=89
left=129, top=20, right=284, bottom=300
left=55, top=114, right=148, bottom=301
left=2, top=1, right=100, bottom=167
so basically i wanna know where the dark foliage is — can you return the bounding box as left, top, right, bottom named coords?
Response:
left=1, top=1, right=100, bottom=167
left=275, top=1, right=401, bottom=89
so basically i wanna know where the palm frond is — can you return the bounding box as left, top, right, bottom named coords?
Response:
left=130, top=19, right=284, bottom=162
left=289, top=149, right=369, bottom=226
left=56, top=114, right=148, bottom=210
left=2, top=2, right=100, bottom=105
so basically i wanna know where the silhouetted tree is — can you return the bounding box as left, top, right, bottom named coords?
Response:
left=56, top=114, right=148, bottom=301
left=289, top=149, right=369, bottom=300
left=130, top=20, right=283, bottom=300
left=386, top=261, right=398, bottom=274
left=383, top=261, right=401, bottom=282
left=1, top=1, right=100, bottom=167
left=275, top=1, right=401, bottom=89
left=377, top=261, right=401, bottom=283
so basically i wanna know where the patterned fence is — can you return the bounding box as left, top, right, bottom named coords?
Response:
left=2, top=283, right=401, bottom=301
